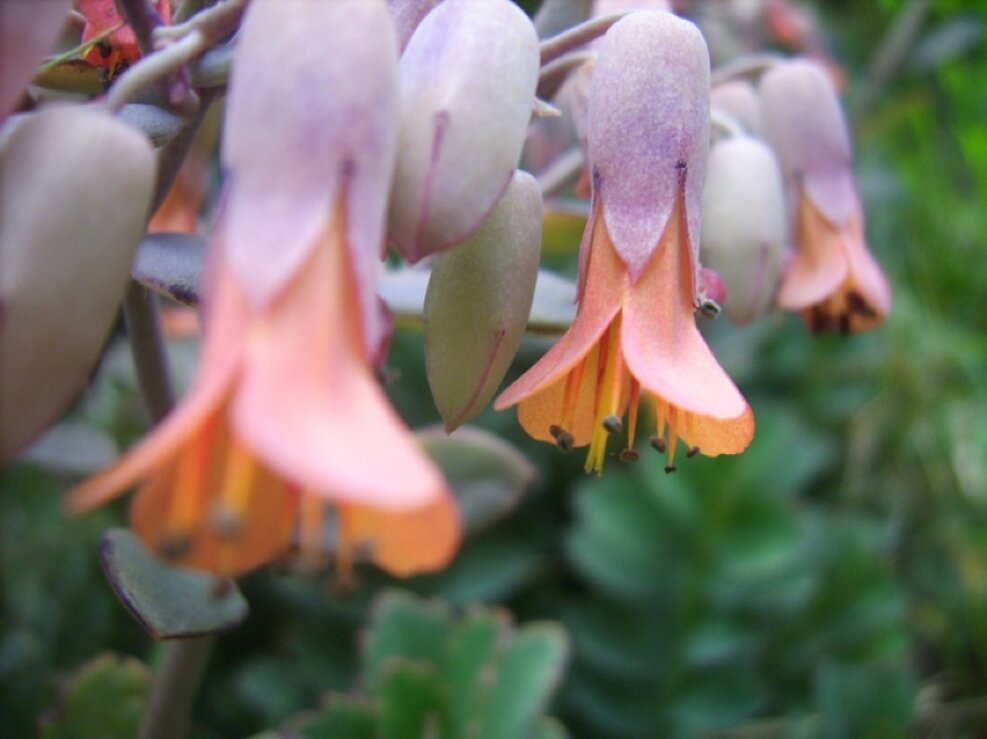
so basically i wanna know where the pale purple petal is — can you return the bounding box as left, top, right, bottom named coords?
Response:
left=588, top=11, right=710, bottom=283
left=759, top=59, right=856, bottom=226
left=0, top=0, right=70, bottom=120
left=388, top=0, right=444, bottom=52
left=223, top=0, right=398, bottom=351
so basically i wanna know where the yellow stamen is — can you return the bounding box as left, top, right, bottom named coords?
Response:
left=166, top=415, right=217, bottom=541
left=213, top=440, right=258, bottom=575
left=655, top=395, right=668, bottom=440
left=334, top=505, right=356, bottom=588
left=666, top=405, right=680, bottom=470
left=626, top=378, right=640, bottom=451
left=299, top=491, right=326, bottom=569
left=585, top=319, right=623, bottom=475
left=559, top=355, right=588, bottom=432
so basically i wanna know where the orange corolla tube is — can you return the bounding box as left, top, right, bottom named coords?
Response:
left=65, top=0, right=460, bottom=578
left=495, top=11, right=753, bottom=473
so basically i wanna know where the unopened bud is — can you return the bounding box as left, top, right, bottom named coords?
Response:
left=1, top=107, right=156, bottom=462
left=424, top=170, right=542, bottom=430
left=711, top=79, right=763, bottom=136
left=700, top=137, right=785, bottom=325
left=389, top=0, right=539, bottom=262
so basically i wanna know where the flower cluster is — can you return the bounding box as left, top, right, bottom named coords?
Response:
left=1, top=0, right=892, bottom=580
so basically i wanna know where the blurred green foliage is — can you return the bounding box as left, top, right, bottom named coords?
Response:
left=3, top=1, right=987, bottom=737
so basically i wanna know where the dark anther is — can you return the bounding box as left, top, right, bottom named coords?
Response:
left=838, top=313, right=851, bottom=336
left=98, top=41, right=112, bottom=59
left=211, top=506, right=244, bottom=538
left=808, top=306, right=833, bottom=334
left=686, top=446, right=700, bottom=458
left=619, top=448, right=640, bottom=462
left=211, top=577, right=234, bottom=599
left=549, top=424, right=564, bottom=439
left=846, top=290, right=877, bottom=318
left=664, top=464, right=677, bottom=474
left=649, top=435, right=667, bottom=453
left=698, top=299, right=721, bottom=319
left=602, top=415, right=623, bottom=434
left=159, top=533, right=192, bottom=561
left=555, top=431, right=575, bottom=454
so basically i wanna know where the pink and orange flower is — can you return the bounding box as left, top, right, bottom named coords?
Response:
left=496, top=11, right=753, bottom=472
left=66, top=0, right=460, bottom=578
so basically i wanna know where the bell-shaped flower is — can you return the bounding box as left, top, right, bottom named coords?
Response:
left=1, top=107, right=156, bottom=462
left=495, top=11, right=753, bottom=473
left=0, top=0, right=71, bottom=120
left=424, top=170, right=542, bottom=431
left=760, top=59, right=891, bottom=333
left=387, top=0, right=539, bottom=262
left=66, top=0, right=460, bottom=579
left=700, top=136, right=786, bottom=325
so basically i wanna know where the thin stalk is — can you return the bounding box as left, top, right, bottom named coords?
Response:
left=139, top=637, right=215, bottom=739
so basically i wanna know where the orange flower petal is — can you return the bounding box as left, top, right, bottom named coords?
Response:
left=130, top=439, right=298, bottom=577
left=620, top=193, right=751, bottom=449
left=235, top=214, right=444, bottom=511
left=495, top=204, right=623, bottom=410
left=842, top=205, right=892, bottom=320
left=776, top=193, right=849, bottom=310
left=64, top=251, right=247, bottom=516
left=340, top=492, right=461, bottom=578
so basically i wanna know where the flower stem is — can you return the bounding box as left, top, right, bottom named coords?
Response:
left=123, top=281, right=175, bottom=422
left=139, top=637, right=214, bottom=739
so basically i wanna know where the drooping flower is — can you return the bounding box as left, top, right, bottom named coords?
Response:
left=66, top=0, right=460, bottom=579
left=760, top=59, right=891, bottom=333
left=495, top=11, right=753, bottom=473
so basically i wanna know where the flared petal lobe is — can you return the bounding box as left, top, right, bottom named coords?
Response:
left=234, top=207, right=448, bottom=512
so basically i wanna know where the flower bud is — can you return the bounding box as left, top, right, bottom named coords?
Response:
left=700, top=136, right=785, bottom=325
left=710, top=79, right=762, bottom=136
left=424, top=170, right=542, bottom=431
left=387, top=0, right=443, bottom=53
left=0, top=1, right=71, bottom=119
left=1, top=107, right=156, bottom=461
left=388, top=0, right=539, bottom=262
